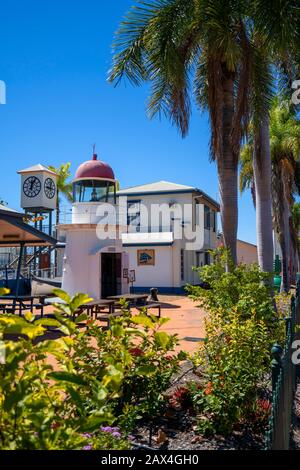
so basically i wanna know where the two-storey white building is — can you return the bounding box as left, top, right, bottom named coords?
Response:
left=118, top=181, right=220, bottom=294
left=57, top=152, right=220, bottom=297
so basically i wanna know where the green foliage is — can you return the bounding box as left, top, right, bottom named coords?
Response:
left=187, top=248, right=276, bottom=329
left=190, top=308, right=270, bottom=435
left=0, top=291, right=183, bottom=449
left=48, top=163, right=73, bottom=204
left=69, top=310, right=185, bottom=422
left=187, top=248, right=281, bottom=435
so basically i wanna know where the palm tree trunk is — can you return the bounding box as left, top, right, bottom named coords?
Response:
left=280, top=200, right=290, bottom=292
left=217, top=74, right=238, bottom=265
left=253, top=116, right=274, bottom=273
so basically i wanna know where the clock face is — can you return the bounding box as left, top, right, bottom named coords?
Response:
left=44, top=178, right=56, bottom=199
left=23, top=176, right=41, bottom=198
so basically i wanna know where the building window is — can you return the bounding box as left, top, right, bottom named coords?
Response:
left=204, top=251, right=210, bottom=265
left=204, top=205, right=210, bottom=229
left=127, top=201, right=141, bottom=232
left=204, top=205, right=216, bottom=232
left=196, top=251, right=203, bottom=267
left=180, top=249, right=184, bottom=281
left=212, top=212, right=216, bottom=232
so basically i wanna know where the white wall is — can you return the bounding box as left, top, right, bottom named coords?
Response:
left=62, top=227, right=127, bottom=299
left=126, top=245, right=175, bottom=288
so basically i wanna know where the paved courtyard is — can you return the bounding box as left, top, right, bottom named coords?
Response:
left=40, top=294, right=206, bottom=355
left=151, top=295, right=206, bottom=353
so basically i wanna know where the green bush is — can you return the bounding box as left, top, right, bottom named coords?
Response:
left=189, top=308, right=270, bottom=435
left=186, top=248, right=281, bottom=435
left=187, top=247, right=282, bottom=342
left=0, top=289, right=184, bottom=449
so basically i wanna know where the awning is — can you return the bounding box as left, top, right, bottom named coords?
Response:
left=0, top=204, right=57, bottom=247
left=122, top=232, right=174, bottom=247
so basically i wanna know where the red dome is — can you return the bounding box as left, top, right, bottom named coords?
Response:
left=74, top=154, right=115, bottom=181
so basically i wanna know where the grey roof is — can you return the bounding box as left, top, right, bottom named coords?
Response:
left=117, top=180, right=195, bottom=195
left=18, top=164, right=58, bottom=176
left=117, top=180, right=220, bottom=210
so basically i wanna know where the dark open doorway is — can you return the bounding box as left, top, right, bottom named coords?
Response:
left=101, top=252, right=122, bottom=298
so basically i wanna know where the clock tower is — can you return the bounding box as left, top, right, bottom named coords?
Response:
left=18, top=164, right=58, bottom=212
left=18, top=164, right=58, bottom=274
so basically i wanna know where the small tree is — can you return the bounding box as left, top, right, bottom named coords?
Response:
left=48, top=163, right=73, bottom=227
left=48, top=163, right=73, bottom=273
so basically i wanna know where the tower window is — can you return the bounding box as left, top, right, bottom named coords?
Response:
left=73, top=180, right=116, bottom=204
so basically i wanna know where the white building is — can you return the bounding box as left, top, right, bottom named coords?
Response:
left=58, top=153, right=220, bottom=297
left=118, top=181, right=220, bottom=294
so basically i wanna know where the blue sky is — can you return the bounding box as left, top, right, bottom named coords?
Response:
left=0, top=0, right=256, bottom=244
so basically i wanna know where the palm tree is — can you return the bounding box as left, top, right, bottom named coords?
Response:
left=48, top=163, right=73, bottom=227
left=250, top=0, right=300, bottom=275
left=291, top=202, right=300, bottom=273
left=270, top=100, right=300, bottom=290
left=109, top=0, right=255, bottom=265
left=240, top=99, right=300, bottom=292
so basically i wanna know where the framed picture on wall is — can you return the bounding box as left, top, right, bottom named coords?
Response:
left=137, top=249, right=155, bottom=266
left=129, top=270, right=136, bottom=282
left=123, top=268, right=128, bottom=279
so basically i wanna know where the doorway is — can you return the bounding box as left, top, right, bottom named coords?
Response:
left=101, top=252, right=122, bottom=298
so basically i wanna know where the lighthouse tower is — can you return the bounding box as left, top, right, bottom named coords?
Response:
left=61, top=152, right=129, bottom=299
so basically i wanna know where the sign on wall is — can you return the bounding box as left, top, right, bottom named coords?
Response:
left=137, top=249, right=155, bottom=266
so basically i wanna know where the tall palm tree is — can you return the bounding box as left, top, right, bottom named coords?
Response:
left=291, top=202, right=300, bottom=273
left=48, top=163, right=73, bottom=227
left=270, top=100, right=300, bottom=290
left=240, top=98, right=300, bottom=292
left=250, top=0, right=300, bottom=275
left=109, top=0, right=255, bottom=265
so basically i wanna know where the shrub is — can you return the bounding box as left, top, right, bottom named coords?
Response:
left=186, top=248, right=282, bottom=435
left=0, top=290, right=184, bottom=449
left=189, top=308, right=270, bottom=435
left=187, top=247, right=283, bottom=344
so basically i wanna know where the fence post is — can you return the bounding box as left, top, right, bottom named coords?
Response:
left=271, top=343, right=283, bottom=396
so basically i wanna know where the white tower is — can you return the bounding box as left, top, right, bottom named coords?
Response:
left=60, top=152, right=128, bottom=299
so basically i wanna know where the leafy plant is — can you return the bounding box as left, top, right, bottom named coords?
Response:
left=0, top=289, right=183, bottom=449
left=186, top=248, right=282, bottom=435
left=190, top=308, right=270, bottom=435
left=187, top=247, right=281, bottom=342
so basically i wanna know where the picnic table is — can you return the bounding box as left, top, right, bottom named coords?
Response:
left=44, top=297, right=115, bottom=320
left=107, top=294, right=148, bottom=306
left=0, top=294, right=48, bottom=316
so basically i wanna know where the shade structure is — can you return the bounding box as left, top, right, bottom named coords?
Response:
left=0, top=204, right=57, bottom=247
left=0, top=204, right=57, bottom=297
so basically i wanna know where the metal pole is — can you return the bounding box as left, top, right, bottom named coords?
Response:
left=14, top=242, right=24, bottom=314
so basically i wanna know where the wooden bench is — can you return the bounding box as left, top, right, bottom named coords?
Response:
left=136, top=303, right=161, bottom=318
